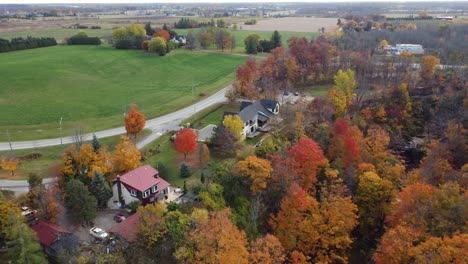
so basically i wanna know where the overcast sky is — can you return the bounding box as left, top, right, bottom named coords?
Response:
left=2, top=0, right=461, bottom=4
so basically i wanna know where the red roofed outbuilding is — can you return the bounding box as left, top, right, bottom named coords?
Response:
left=32, top=221, right=79, bottom=259
left=108, top=165, right=170, bottom=207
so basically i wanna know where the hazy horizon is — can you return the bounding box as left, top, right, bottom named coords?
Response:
left=2, top=0, right=467, bottom=4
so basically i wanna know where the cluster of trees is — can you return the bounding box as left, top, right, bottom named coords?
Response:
left=66, top=31, right=101, bottom=45
left=59, top=134, right=141, bottom=224
left=0, top=36, right=57, bottom=53
left=141, top=29, right=179, bottom=56
left=185, top=27, right=236, bottom=52
left=234, top=36, right=339, bottom=99
left=333, top=21, right=468, bottom=64
left=112, top=23, right=147, bottom=49
left=174, top=17, right=226, bottom=29
left=0, top=192, right=47, bottom=263
left=244, top=30, right=282, bottom=54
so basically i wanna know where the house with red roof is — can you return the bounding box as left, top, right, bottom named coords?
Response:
left=31, top=221, right=79, bottom=259
left=109, top=165, right=170, bottom=206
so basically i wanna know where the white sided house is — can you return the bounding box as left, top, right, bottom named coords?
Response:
left=224, top=99, right=280, bottom=138
left=108, top=165, right=170, bottom=208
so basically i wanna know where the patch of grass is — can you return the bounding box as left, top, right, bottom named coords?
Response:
left=304, top=85, right=331, bottom=97
left=141, top=134, right=182, bottom=186
left=0, top=45, right=244, bottom=141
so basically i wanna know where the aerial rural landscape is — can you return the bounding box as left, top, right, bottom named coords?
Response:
left=0, top=0, right=466, bottom=263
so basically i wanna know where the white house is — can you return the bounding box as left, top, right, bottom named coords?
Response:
left=224, top=99, right=280, bottom=137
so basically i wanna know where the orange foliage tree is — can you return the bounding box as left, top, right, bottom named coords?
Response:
left=269, top=183, right=320, bottom=255
left=112, top=135, right=141, bottom=173
left=153, top=29, right=170, bottom=40
left=125, top=103, right=146, bottom=139
left=286, top=138, right=326, bottom=191
left=249, top=234, right=286, bottom=264
left=236, top=155, right=272, bottom=196
left=1, top=158, right=19, bottom=176
left=190, top=209, right=249, bottom=263
left=173, top=128, right=198, bottom=161
left=234, top=56, right=259, bottom=99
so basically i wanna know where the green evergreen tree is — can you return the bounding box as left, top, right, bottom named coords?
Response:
left=200, top=172, right=205, bottom=184
left=183, top=180, right=187, bottom=194
left=244, top=34, right=261, bottom=54
left=64, top=179, right=97, bottom=225
left=180, top=163, right=191, bottom=178
left=271, top=30, right=282, bottom=49
left=89, top=171, right=112, bottom=209
left=5, top=211, right=46, bottom=264
left=92, top=134, right=101, bottom=153
left=144, top=22, right=154, bottom=36
left=162, top=23, right=169, bottom=31
left=27, top=173, right=42, bottom=189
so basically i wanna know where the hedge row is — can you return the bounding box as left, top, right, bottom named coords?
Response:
left=0, top=36, right=57, bottom=53
left=67, top=36, right=101, bottom=45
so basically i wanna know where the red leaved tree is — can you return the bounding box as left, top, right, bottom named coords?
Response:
left=286, top=138, right=326, bottom=191
left=173, top=128, right=198, bottom=161
left=125, top=103, right=146, bottom=139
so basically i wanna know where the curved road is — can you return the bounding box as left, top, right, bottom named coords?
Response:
left=0, top=86, right=230, bottom=194
left=0, top=86, right=230, bottom=151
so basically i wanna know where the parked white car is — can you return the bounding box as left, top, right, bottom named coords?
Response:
left=89, top=227, right=109, bottom=240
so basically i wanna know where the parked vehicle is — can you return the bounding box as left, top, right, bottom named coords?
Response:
left=113, top=214, right=126, bottom=223
left=89, top=227, right=109, bottom=240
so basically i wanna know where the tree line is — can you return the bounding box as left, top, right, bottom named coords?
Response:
left=0, top=36, right=57, bottom=53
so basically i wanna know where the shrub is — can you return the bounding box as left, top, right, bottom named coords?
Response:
left=148, top=37, right=167, bottom=56
left=67, top=36, right=101, bottom=45
left=141, top=40, right=150, bottom=50
left=115, top=39, right=132, bottom=49
left=180, top=163, right=191, bottom=178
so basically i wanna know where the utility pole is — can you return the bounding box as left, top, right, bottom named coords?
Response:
left=6, top=129, right=12, bottom=151
left=59, top=117, right=63, bottom=145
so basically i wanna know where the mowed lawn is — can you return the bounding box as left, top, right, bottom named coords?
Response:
left=0, top=45, right=244, bottom=140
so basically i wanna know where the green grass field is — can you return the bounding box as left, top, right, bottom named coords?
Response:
left=0, top=27, right=113, bottom=42
left=0, top=45, right=244, bottom=141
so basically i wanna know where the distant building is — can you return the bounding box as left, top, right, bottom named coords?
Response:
left=384, top=44, right=424, bottom=55
left=436, top=16, right=454, bottom=20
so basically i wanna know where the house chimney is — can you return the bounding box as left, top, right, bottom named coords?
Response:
left=116, top=175, right=123, bottom=205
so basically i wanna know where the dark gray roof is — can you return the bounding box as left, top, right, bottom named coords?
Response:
left=240, top=101, right=253, bottom=111
left=260, top=99, right=278, bottom=111
left=238, top=100, right=278, bottom=123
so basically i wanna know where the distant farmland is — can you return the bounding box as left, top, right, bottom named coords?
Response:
left=0, top=45, right=244, bottom=140
left=241, top=17, right=340, bottom=33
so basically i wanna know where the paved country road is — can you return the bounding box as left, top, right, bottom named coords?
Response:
left=0, top=86, right=229, bottom=194
left=0, top=86, right=230, bottom=151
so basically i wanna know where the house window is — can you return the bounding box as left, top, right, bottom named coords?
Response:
left=142, top=190, right=150, bottom=198
left=163, top=188, right=168, bottom=195
left=130, top=190, right=137, bottom=197
left=152, top=185, right=158, bottom=193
